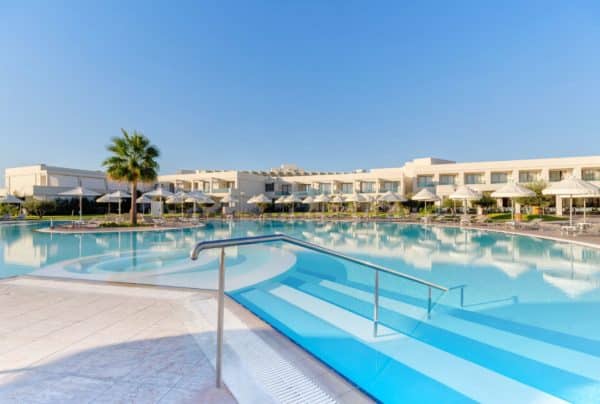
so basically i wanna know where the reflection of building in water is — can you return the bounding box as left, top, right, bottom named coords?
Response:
left=2, top=231, right=49, bottom=267
left=262, top=221, right=600, bottom=297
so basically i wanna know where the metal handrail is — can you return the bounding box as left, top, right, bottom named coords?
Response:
left=190, top=232, right=449, bottom=389
left=190, top=233, right=448, bottom=292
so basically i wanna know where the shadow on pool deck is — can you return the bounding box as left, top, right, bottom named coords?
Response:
left=0, top=334, right=236, bottom=404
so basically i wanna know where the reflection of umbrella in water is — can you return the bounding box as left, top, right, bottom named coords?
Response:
left=479, top=257, right=530, bottom=279
left=542, top=273, right=599, bottom=298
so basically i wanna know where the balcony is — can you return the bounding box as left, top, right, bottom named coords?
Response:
left=211, top=188, right=231, bottom=194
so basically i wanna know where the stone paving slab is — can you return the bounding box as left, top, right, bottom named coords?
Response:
left=0, top=277, right=372, bottom=403
left=0, top=278, right=233, bottom=404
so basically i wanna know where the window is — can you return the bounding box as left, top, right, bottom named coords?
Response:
left=549, top=170, right=568, bottom=182
left=491, top=172, right=509, bottom=184
left=361, top=182, right=375, bottom=193
left=519, top=171, right=539, bottom=183
left=296, top=184, right=309, bottom=192
left=341, top=183, right=353, bottom=194
left=381, top=182, right=398, bottom=192
left=281, top=184, right=291, bottom=195
left=318, top=183, right=332, bottom=194
left=417, top=175, right=434, bottom=188
left=439, top=175, right=456, bottom=185
left=582, top=168, right=600, bottom=181
left=265, top=183, right=274, bottom=192
left=465, top=173, right=484, bottom=185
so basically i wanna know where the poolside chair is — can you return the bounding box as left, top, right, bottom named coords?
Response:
left=472, top=215, right=490, bottom=226
left=84, top=220, right=101, bottom=229
left=521, top=218, right=542, bottom=231
left=1, top=214, right=10, bottom=221
left=151, top=217, right=166, bottom=226
left=459, top=216, right=472, bottom=227
left=560, top=224, right=577, bottom=236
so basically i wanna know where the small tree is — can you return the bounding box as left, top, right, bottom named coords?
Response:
left=516, top=180, right=552, bottom=215
left=23, top=198, right=56, bottom=219
left=473, top=193, right=497, bottom=213
left=0, top=204, right=18, bottom=216
left=441, top=198, right=456, bottom=214
left=103, top=129, right=160, bottom=225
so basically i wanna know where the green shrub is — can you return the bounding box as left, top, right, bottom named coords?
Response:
left=22, top=198, right=56, bottom=218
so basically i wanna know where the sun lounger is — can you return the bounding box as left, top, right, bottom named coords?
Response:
left=152, top=217, right=166, bottom=226
left=560, top=225, right=577, bottom=235
left=521, top=218, right=542, bottom=230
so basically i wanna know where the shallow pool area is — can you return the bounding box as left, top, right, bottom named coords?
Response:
left=1, top=220, right=599, bottom=402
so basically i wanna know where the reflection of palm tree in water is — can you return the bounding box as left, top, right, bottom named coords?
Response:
left=130, top=233, right=138, bottom=270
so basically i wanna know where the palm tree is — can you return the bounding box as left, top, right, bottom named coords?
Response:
left=103, top=129, right=160, bottom=225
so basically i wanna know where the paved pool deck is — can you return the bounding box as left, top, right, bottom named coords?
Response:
left=0, top=277, right=371, bottom=404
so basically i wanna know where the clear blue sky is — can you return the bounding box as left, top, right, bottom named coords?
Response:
left=1, top=1, right=599, bottom=185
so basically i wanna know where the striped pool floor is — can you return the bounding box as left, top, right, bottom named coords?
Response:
left=230, top=257, right=600, bottom=403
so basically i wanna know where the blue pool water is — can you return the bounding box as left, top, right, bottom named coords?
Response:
left=1, top=220, right=599, bottom=402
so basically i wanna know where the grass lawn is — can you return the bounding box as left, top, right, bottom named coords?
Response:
left=487, top=212, right=565, bottom=222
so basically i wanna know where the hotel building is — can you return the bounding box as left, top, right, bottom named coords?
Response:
left=156, top=156, right=600, bottom=215
left=1, top=164, right=151, bottom=199
left=3, top=156, right=600, bottom=215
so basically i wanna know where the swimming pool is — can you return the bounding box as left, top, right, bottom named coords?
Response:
left=1, top=220, right=599, bottom=402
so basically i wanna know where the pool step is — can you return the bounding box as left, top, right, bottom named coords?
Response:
left=278, top=271, right=600, bottom=402
left=267, top=284, right=566, bottom=404
left=318, top=279, right=600, bottom=383
left=234, top=287, right=470, bottom=403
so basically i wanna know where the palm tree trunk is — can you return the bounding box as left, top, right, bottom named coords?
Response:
left=130, top=181, right=137, bottom=225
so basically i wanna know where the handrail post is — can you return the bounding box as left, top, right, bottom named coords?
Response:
left=427, top=287, right=432, bottom=319
left=216, top=247, right=226, bottom=388
left=460, top=286, right=464, bottom=308
left=373, top=270, right=379, bottom=336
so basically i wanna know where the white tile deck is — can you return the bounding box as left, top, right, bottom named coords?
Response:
left=0, top=277, right=371, bottom=404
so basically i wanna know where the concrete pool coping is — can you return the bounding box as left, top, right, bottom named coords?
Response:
left=0, top=276, right=372, bottom=403
left=36, top=222, right=207, bottom=234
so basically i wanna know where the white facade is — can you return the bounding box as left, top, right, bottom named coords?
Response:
left=157, top=156, right=600, bottom=214
left=3, top=164, right=151, bottom=199
left=5, top=155, right=600, bottom=215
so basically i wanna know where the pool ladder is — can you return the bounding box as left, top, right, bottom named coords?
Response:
left=190, top=233, right=451, bottom=389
